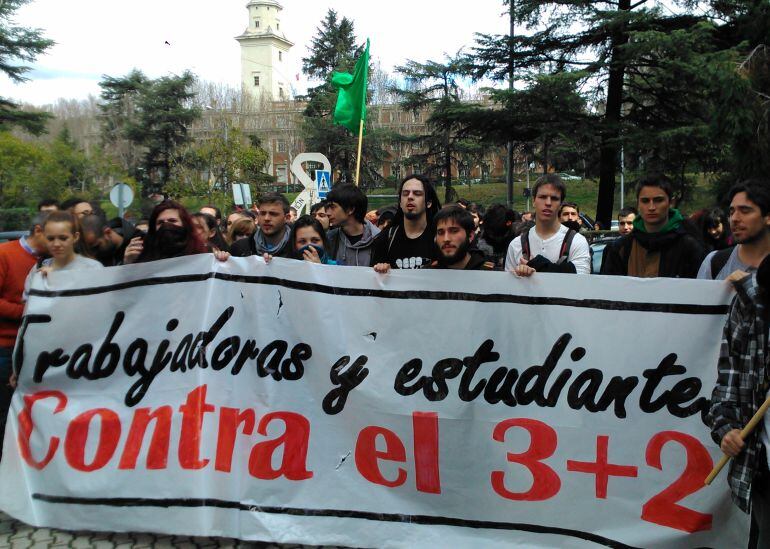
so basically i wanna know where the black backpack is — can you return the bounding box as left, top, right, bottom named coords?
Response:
left=709, top=246, right=735, bottom=280
left=521, top=227, right=577, bottom=265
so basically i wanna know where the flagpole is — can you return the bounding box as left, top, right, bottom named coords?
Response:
left=354, top=118, right=364, bottom=186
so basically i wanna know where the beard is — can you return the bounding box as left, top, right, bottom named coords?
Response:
left=734, top=227, right=765, bottom=245
left=403, top=209, right=424, bottom=221
left=439, top=238, right=471, bottom=266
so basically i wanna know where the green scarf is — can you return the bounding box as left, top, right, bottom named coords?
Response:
left=633, top=208, right=684, bottom=234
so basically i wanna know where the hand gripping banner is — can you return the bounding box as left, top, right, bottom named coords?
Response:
left=0, top=255, right=749, bottom=548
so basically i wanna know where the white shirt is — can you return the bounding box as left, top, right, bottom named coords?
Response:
left=504, top=224, right=591, bottom=274
left=23, top=255, right=103, bottom=301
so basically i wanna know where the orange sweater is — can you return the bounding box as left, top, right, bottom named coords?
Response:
left=0, top=239, right=37, bottom=348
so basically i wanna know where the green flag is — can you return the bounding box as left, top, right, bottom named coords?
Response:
left=331, top=39, right=369, bottom=135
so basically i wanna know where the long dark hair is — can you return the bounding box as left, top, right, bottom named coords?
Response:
left=393, top=174, right=441, bottom=229
left=138, top=200, right=207, bottom=262
left=193, top=212, right=229, bottom=252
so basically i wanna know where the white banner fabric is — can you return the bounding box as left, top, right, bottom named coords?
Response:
left=0, top=255, right=749, bottom=548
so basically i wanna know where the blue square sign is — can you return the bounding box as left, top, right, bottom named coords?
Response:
left=316, top=170, right=331, bottom=199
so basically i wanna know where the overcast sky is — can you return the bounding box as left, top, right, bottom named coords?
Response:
left=3, top=0, right=511, bottom=106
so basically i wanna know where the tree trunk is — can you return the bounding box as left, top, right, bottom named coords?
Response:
left=595, top=0, right=631, bottom=229
left=506, top=0, right=515, bottom=208
left=444, top=132, right=453, bottom=204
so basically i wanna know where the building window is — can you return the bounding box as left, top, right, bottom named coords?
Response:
left=279, top=87, right=285, bottom=99
left=276, top=22, right=280, bottom=30
left=253, top=76, right=260, bottom=87
left=277, top=165, right=288, bottom=184
left=277, top=140, right=287, bottom=153
left=255, top=20, right=260, bottom=28
left=278, top=51, right=283, bottom=62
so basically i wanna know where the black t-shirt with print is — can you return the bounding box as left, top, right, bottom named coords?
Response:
left=370, top=225, right=437, bottom=269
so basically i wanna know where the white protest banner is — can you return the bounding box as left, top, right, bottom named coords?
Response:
left=0, top=256, right=748, bottom=548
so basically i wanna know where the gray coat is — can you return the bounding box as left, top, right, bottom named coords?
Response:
left=327, top=220, right=380, bottom=267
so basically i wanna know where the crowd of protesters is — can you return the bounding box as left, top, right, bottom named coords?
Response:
left=3, top=171, right=770, bottom=542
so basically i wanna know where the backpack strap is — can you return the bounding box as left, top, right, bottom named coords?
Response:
left=328, top=229, right=341, bottom=258
left=556, top=229, right=577, bottom=264
left=521, top=228, right=531, bottom=261
left=710, top=246, right=735, bottom=280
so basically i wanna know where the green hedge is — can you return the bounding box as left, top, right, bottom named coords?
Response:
left=0, top=208, right=32, bottom=231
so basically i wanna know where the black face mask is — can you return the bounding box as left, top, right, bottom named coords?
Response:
left=562, top=220, right=581, bottom=232
left=93, top=246, right=117, bottom=266
left=155, top=225, right=189, bottom=257
left=294, top=244, right=329, bottom=263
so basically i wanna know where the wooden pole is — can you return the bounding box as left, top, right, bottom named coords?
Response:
left=354, top=118, right=364, bottom=186
left=705, top=394, right=770, bottom=485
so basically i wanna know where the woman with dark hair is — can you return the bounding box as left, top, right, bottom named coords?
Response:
left=263, top=215, right=336, bottom=265
left=291, top=215, right=336, bottom=264
left=192, top=212, right=229, bottom=252
left=476, top=203, right=517, bottom=270
left=702, top=208, right=732, bottom=252
left=123, top=200, right=208, bottom=264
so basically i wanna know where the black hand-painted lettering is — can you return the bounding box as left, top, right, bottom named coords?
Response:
left=15, top=314, right=51, bottom=378
left=212, top=336, right=241, bottom=371
left=515, top=334, right=572, bottom=406
left=282, top=343, right=311, bottom=381
left=258, top=340, right=288, bottom=380
left=458, top=339, right=499, bottom=401
left=392, top=335, right=707, bottom=420
left=323, top=355, right=370, bottom=415
left=394, top=359, right=424, bottom=396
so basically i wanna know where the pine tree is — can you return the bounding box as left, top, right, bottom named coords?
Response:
left=301, top=9, right=387, bottom=187
left=99, top=70, right=200, bottom=195
left=0, top=0, right=54, bottom=134
left=391, top=56, right=489, bottom=203
left=468, top=1, right=706, bottom=225
left=98, top=69, right=147, bottom=180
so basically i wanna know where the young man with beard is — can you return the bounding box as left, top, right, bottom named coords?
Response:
left=559, top=202, right=583, bottom=231
left=698, top=181, right=770, bottom=280
left=230, top=193, right=293, bottom=259
left=601, top=174, right=704, bottom=278
left=80, top=214, right=138, bottom=266
left=431, top=206, right=494, bottom=270
left=706, top=254, right=770, bottom=546
left=505, top=174, right=591, bottom=276
left=371, top=174, right=441, bottom=273
left=324, top=184, right=380, bottom=267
